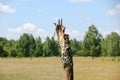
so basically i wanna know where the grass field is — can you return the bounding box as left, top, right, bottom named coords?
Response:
left=0, top=57, right=120, bottom=80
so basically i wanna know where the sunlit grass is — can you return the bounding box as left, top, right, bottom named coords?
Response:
left=0, top=57, right=120, bottom=80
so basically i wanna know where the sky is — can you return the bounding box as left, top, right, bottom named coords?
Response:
left=0, top=0, right=120, bottom=41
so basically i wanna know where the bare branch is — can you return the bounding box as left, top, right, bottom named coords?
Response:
left=61, top=19, right=62, bottom=26
left=54, top=23, right=57, bottom=26
left=58, top=19, right=60, bottom=25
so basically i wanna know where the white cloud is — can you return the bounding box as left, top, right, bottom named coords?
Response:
left=98, top=28, right=110, bottom=38
left=69, top=0, right=92, bottom=3
left=106, top=3, right=120, bottom=16
left=36, top=28, right=49, bottom=37
left=114, top=29, right=120, bottom=35
left=98, top=28, right=120, bottom=38
left=22, top=23, right=37, bottom=31
left=0, top=3, right=15, bottom=14
left=106, top=9, right=117, bottom=16
left=7, top=23, right=49, bottom=40
left=8, top=23, right=37, bottom=33
left=116, top=4, right=120, bottom=9
left=8, top=27, right=22, bottom=33
left=65, top=29, right=84, bottom=40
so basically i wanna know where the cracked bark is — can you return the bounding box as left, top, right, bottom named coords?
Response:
left=54, top=19, right=74, bottom=80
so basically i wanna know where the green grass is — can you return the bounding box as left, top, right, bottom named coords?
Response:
left=0, top=57, right=120, bottom=80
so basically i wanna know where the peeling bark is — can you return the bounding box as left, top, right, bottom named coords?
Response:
left=54, top=19, right=74, bottom=80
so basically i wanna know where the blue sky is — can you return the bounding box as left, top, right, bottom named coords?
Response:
left=0, top=0, right=120, bottom=41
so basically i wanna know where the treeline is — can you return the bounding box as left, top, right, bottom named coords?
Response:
left=0, top=25, right=120, bottom=57
left=0, top=34, right=60, bottom=57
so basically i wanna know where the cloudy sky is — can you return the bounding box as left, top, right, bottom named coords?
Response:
left=0, top=0, right=120, bottom=41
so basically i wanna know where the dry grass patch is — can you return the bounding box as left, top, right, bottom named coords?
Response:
left=74, top=57, right=120, bottom=80
left=0, top=57, right=120, bottom=80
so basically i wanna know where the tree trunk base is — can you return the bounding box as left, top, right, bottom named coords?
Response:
left=64, top=65, right=73, bottom=80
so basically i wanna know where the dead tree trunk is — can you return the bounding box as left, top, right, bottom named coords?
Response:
left=54, top=19, right=74, bottom=80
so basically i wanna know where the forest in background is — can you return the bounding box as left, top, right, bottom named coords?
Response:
left=0, top=25, right=120, bottom=58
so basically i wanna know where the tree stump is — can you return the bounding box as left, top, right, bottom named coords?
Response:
left=54, top=19, right=74, bottom=80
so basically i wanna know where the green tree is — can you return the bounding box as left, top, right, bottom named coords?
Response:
left=4, top=39, right=16, bottom=57
left=0, top=37, right=7, bottom=46
left=50, top=37, right=59, bottom=56
left=42, top=36, right=51, bottom=57
left=0, top=46, right=8, bottom=57
left=105, top=32, right=120, bottom=58
left=118, top=35, right=120, bottom=56
left=35, top=36, right=43, bottom=57
left=10, top=48, right=17, bottom=57
left=18, top=33, right=30, bottom=57
left=29, top=34, right=35, bottom=57
left=101, top=39, right=109, bottom=56
left=12, top=40, right=20, bottom=57
left=83, top=25, right=102, bottom=58
left=0, top=37, right=8, bottom=57
left=70, top=39, right=82, bottom=56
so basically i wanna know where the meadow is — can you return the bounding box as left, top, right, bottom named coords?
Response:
left=0, top=57, right=120, bottom=80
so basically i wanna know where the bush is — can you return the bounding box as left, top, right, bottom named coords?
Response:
left=111, top=58, right=115, bottom=61
left=10, top=49, right=17, bottom=57
left=117, top=57, right=120, bottom=61
left=0, top=51, right=8, bottom=57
